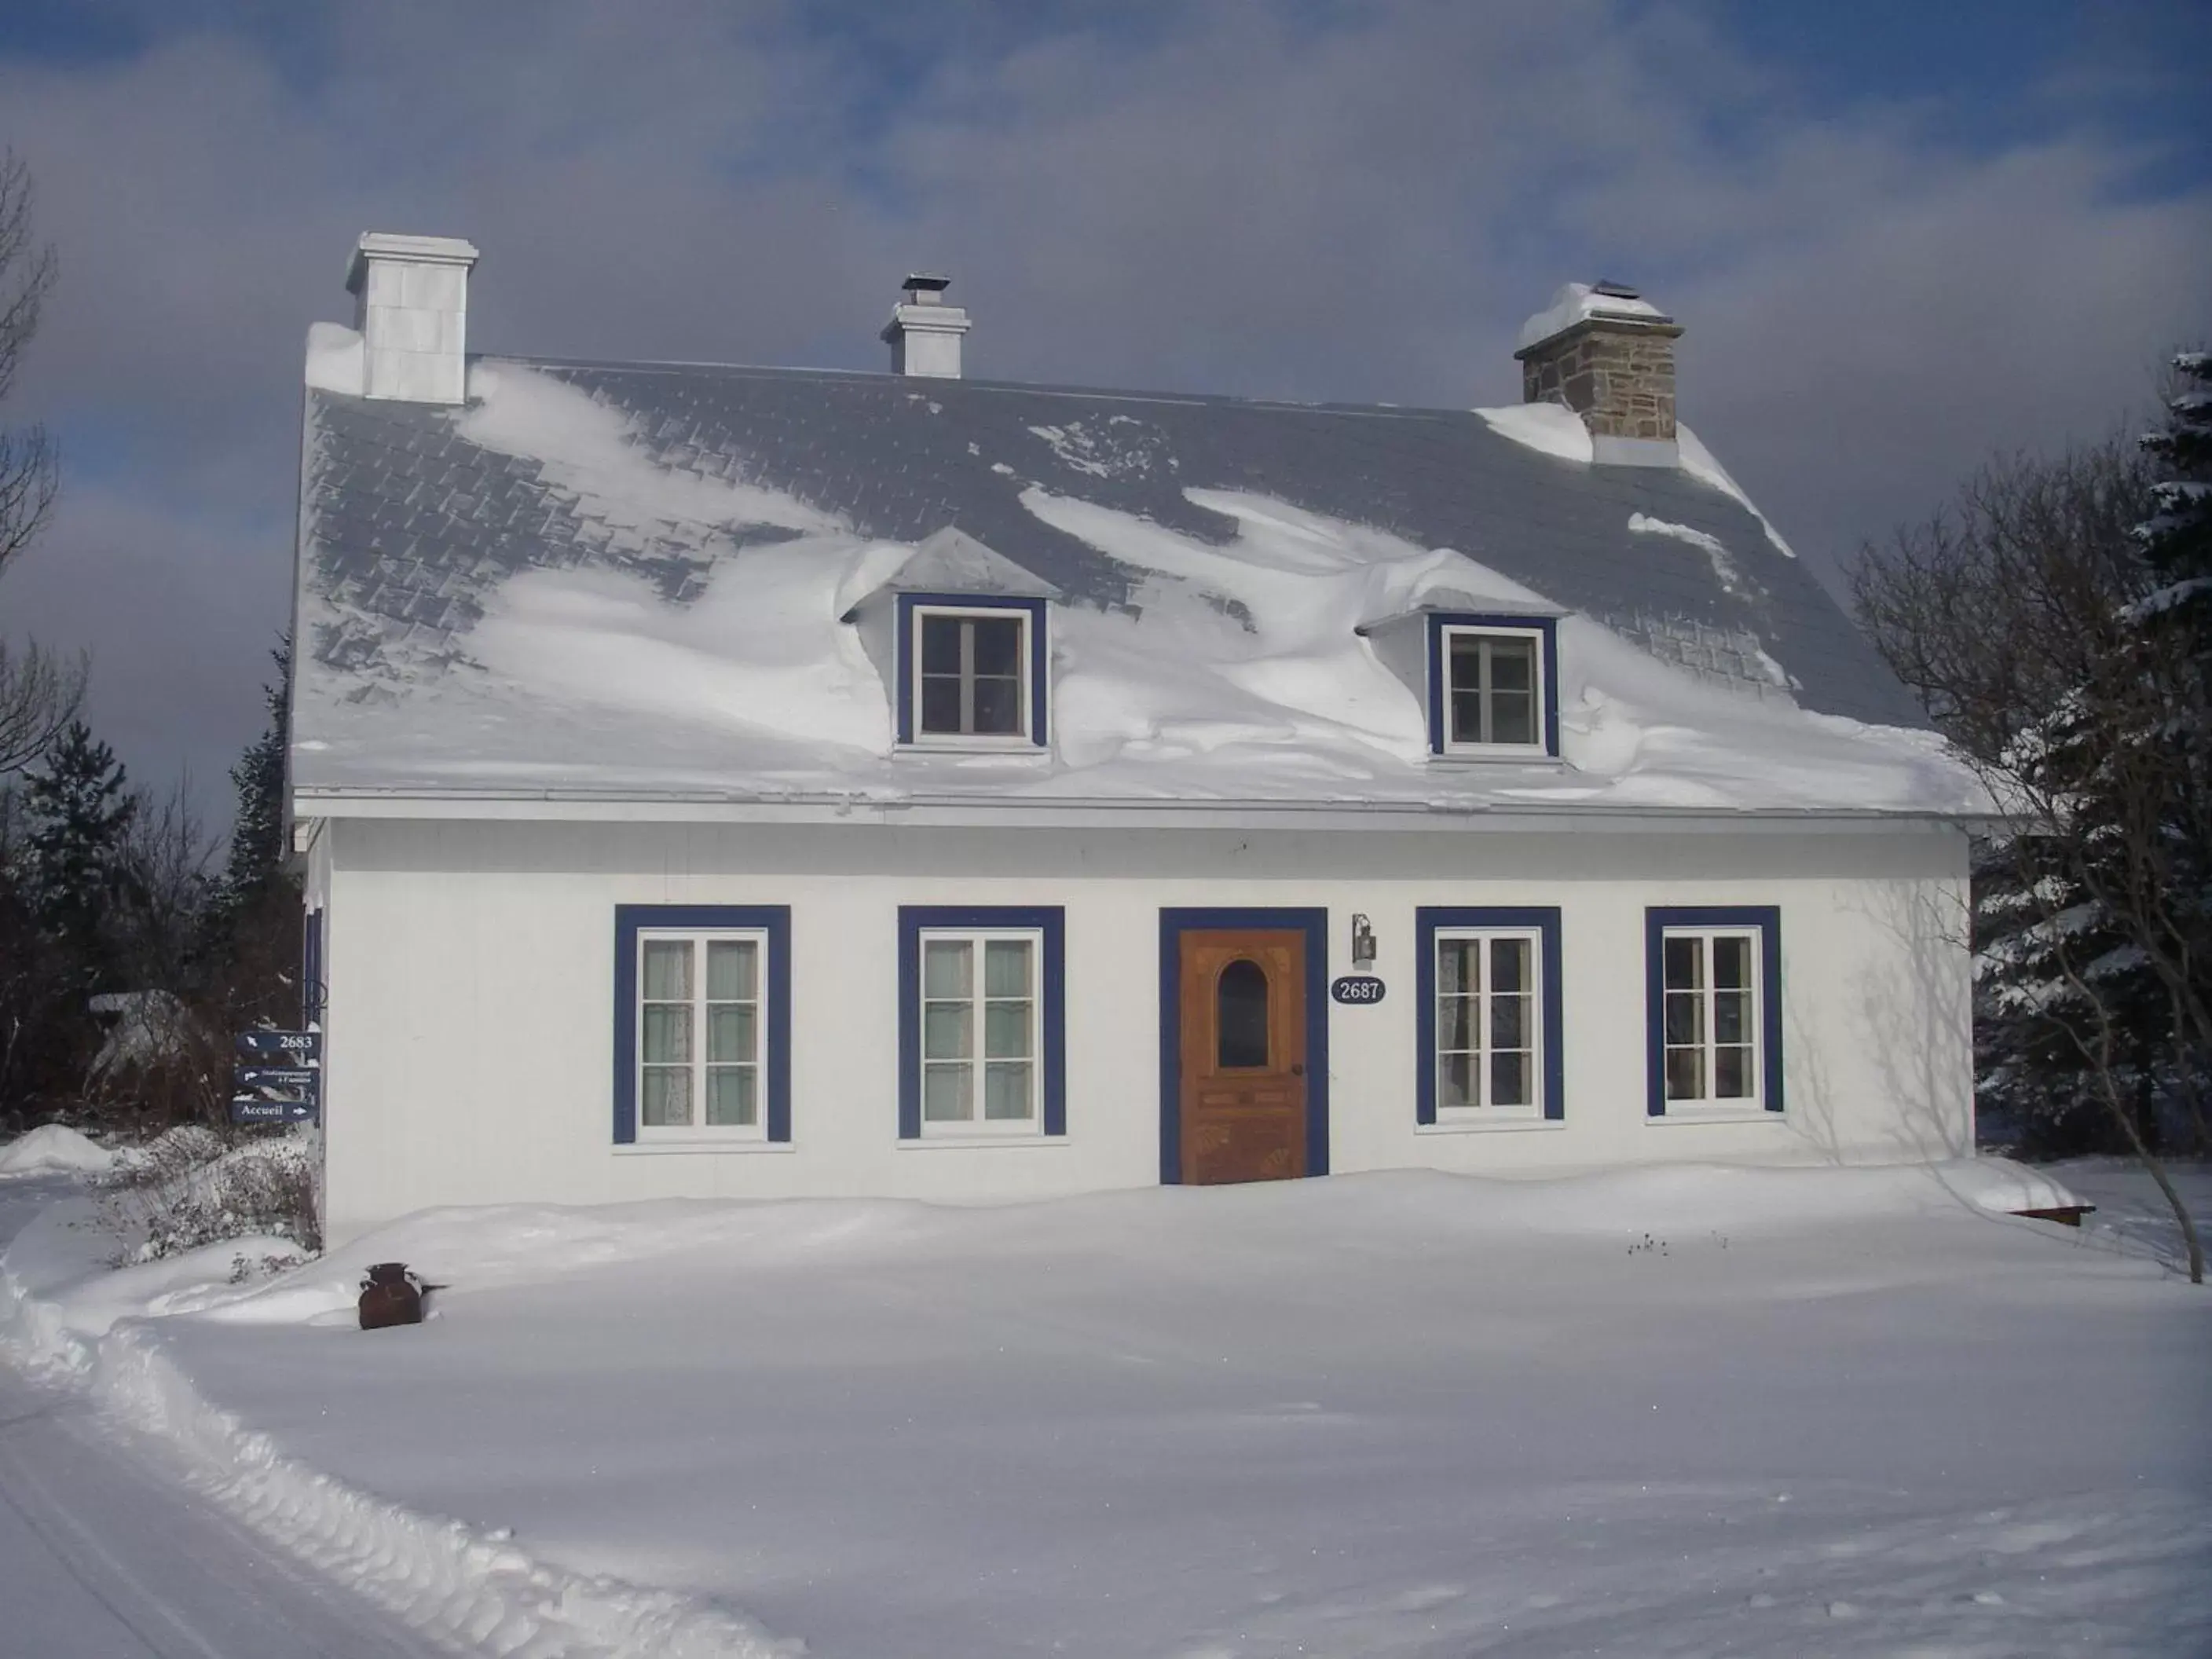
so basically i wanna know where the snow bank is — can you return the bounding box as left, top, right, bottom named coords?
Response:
left=298, top=361, right=1986, bottom=817
left=1474, top=400, right=1593, bottom=463
left=1677, top=421, right=1797, bottom=558
left=86, top=988, right=200, bottom=1082
left=302, top=320, right=364, bottom=396
left=1628, top=509, right=1752, bottom=598
left=460, top=361, right=843, bottom=539
left=11, top=1160, right=2202, bottom=1659
left=0, top=1196, right=797, bottom=1659
left=1474, top=402, right=1799, bottom=562
left=0, top=1124, right=117, bottom=1179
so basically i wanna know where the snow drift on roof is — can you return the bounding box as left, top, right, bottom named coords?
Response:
left=292, top=361, right=1979, bottom=814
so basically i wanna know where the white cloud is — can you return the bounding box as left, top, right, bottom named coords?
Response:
left=0, top=0, right=2204, bottom=808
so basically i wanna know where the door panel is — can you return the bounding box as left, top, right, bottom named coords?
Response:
left=1180, top=928, right=1308, bottom=1184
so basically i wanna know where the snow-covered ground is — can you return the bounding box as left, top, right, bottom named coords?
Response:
left=0, top=1175, right=452, bottom=1658
left=4, top=1153, right=2209, bottom=1657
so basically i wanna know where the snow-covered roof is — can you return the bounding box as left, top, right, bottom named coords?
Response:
left=292, top=348, right=1982, bottom=819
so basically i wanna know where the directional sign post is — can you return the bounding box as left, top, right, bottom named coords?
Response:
left=232, top=1030, right=320, bottom=1125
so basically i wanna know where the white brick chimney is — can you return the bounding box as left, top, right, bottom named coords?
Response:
left=881, top=274, right=970, bottom=379
left=345, top=233, right=480, bottom=404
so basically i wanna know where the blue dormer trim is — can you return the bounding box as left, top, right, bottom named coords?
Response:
left=613, top=905, right=793, bottom=1144
left=1423, top=612, right=1560, bottom=757
left=1643, top=905, right=1783, bottom=1117
left=1415, top=907, right=1565, bottom=1124
left=894, top=592, right=1050, bottom=747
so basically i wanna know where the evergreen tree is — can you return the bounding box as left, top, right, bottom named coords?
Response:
left=2136, top=350, right=2212, bottom=639
left=218, top=638, right=290, bottom=915
left=2128, top=348, right=2212, bottom=1140
left=21, top=720, right=138, bottom=989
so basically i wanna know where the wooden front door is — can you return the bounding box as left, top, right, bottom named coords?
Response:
left=1179, top=928, right=1309, bottom=1184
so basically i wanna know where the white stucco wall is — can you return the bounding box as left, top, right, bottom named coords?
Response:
left=313, top=818, right=1973, bottom=1246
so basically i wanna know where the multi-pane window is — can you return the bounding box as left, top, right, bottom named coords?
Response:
left=920, top=931, right=1040, bottom=1131
left=917, top=610, right=1026, bottom=738
left=1445, top=629, right=1540, bottom=749
left=1434, top=930, right=1541, bottom=1113
left=1661, top=930, right=1760, bottom=1106
left=636, top=932, right=766, bottom=1136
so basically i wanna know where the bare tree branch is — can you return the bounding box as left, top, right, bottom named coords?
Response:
left=1854, top=438, right=2207, bottom=1281
left=0, top=146, right=58, bottom=581
left=0, top=635, right=85, bottom=774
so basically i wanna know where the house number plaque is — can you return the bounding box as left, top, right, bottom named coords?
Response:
left=1329, top=975, right=1386, bottom=1005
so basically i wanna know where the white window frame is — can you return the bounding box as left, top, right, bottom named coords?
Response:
left=1439, top=623, right=1548, bottom=757
left=633, top=927, right=771, bottom=1144
left=1658, top=926, right=1765, bottom=1111
left=916, top=926, right=1046, bottom=1137
left=909, top=603, right=1033, bottom=748
left=1431, top=925, right=1546, bottom=1122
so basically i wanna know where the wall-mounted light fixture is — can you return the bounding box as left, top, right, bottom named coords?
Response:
left=1350, top=913, right=1377, bottom=966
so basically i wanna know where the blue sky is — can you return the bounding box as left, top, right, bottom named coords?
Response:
left=0, top=0, right=2207, bottom=816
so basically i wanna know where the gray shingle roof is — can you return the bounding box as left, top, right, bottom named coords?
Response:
left=297, top=356, right=1927, bottom=800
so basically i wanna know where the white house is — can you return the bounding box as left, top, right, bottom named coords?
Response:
left=291, top=235, right=1986, bottom=1247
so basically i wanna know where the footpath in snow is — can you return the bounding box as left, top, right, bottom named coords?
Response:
left=4, top=1151, right=2210, bottom=1658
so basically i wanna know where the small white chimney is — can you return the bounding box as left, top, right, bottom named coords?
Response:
left=345, top=233, right=481, bottom=404
left=881, top=273, right=970, bottom=379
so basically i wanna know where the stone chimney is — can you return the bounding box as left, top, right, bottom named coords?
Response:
left=1513, top=280, right=1682, bottom=466
left=345, top=233, right=480, bottom=404
left=881, top=273, right=970, bottom=379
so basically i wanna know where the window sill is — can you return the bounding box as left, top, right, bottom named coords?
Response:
left=1419, top=1114, right=1562, bottom=1134
left=899, top=1133, right=1068, bottom=1149
left=1646, top=1108, right=1783, bottom=1126
left=1428, top=749, right=1567, bottom=768
left=895, top=740, right=1050, bottom=760
left=617, top=1138, right=793, bottom=1155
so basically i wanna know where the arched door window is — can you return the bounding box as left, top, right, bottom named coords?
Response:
left=1217, top=958, right=1270, bottom=1068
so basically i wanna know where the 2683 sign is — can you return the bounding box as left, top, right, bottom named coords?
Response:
left=231, top=1029, right=321, bottom=1124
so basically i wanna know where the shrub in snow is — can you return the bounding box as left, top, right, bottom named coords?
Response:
left=97, top=1127, right=320, bottom=1263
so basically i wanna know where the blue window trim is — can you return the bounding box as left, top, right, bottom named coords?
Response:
left=613, top=905, right=793, bottom=1144
left=1156, top=908, right=1331, bottom=1185
left=1415, top=906, right=1565, bottom=1124
left=898, top=906, right=1067, bottom=1138
left=1424, top=612, right=1560, bottom=757
left=302, top=906, right=325, bottom=1027
left=895, top=592, right=1050, bottom=747
left=1643, top=905, right=1783, bottom=1116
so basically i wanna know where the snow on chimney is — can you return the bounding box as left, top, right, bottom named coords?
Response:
left=1514, top=280, right=1682, bottom=467
left=881, top=273, right=970, bottom=379
left=345, top=233, right=481, bottom=404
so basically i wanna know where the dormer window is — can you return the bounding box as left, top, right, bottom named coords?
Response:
left=896, top=593, right=1049, bottom=749
left=1426, top=613, right=1558, bottom=759
left=920, top=609, right=1024, bottom=737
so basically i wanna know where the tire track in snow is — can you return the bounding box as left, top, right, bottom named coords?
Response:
left=3, top=1236, right=801, bottom=1658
